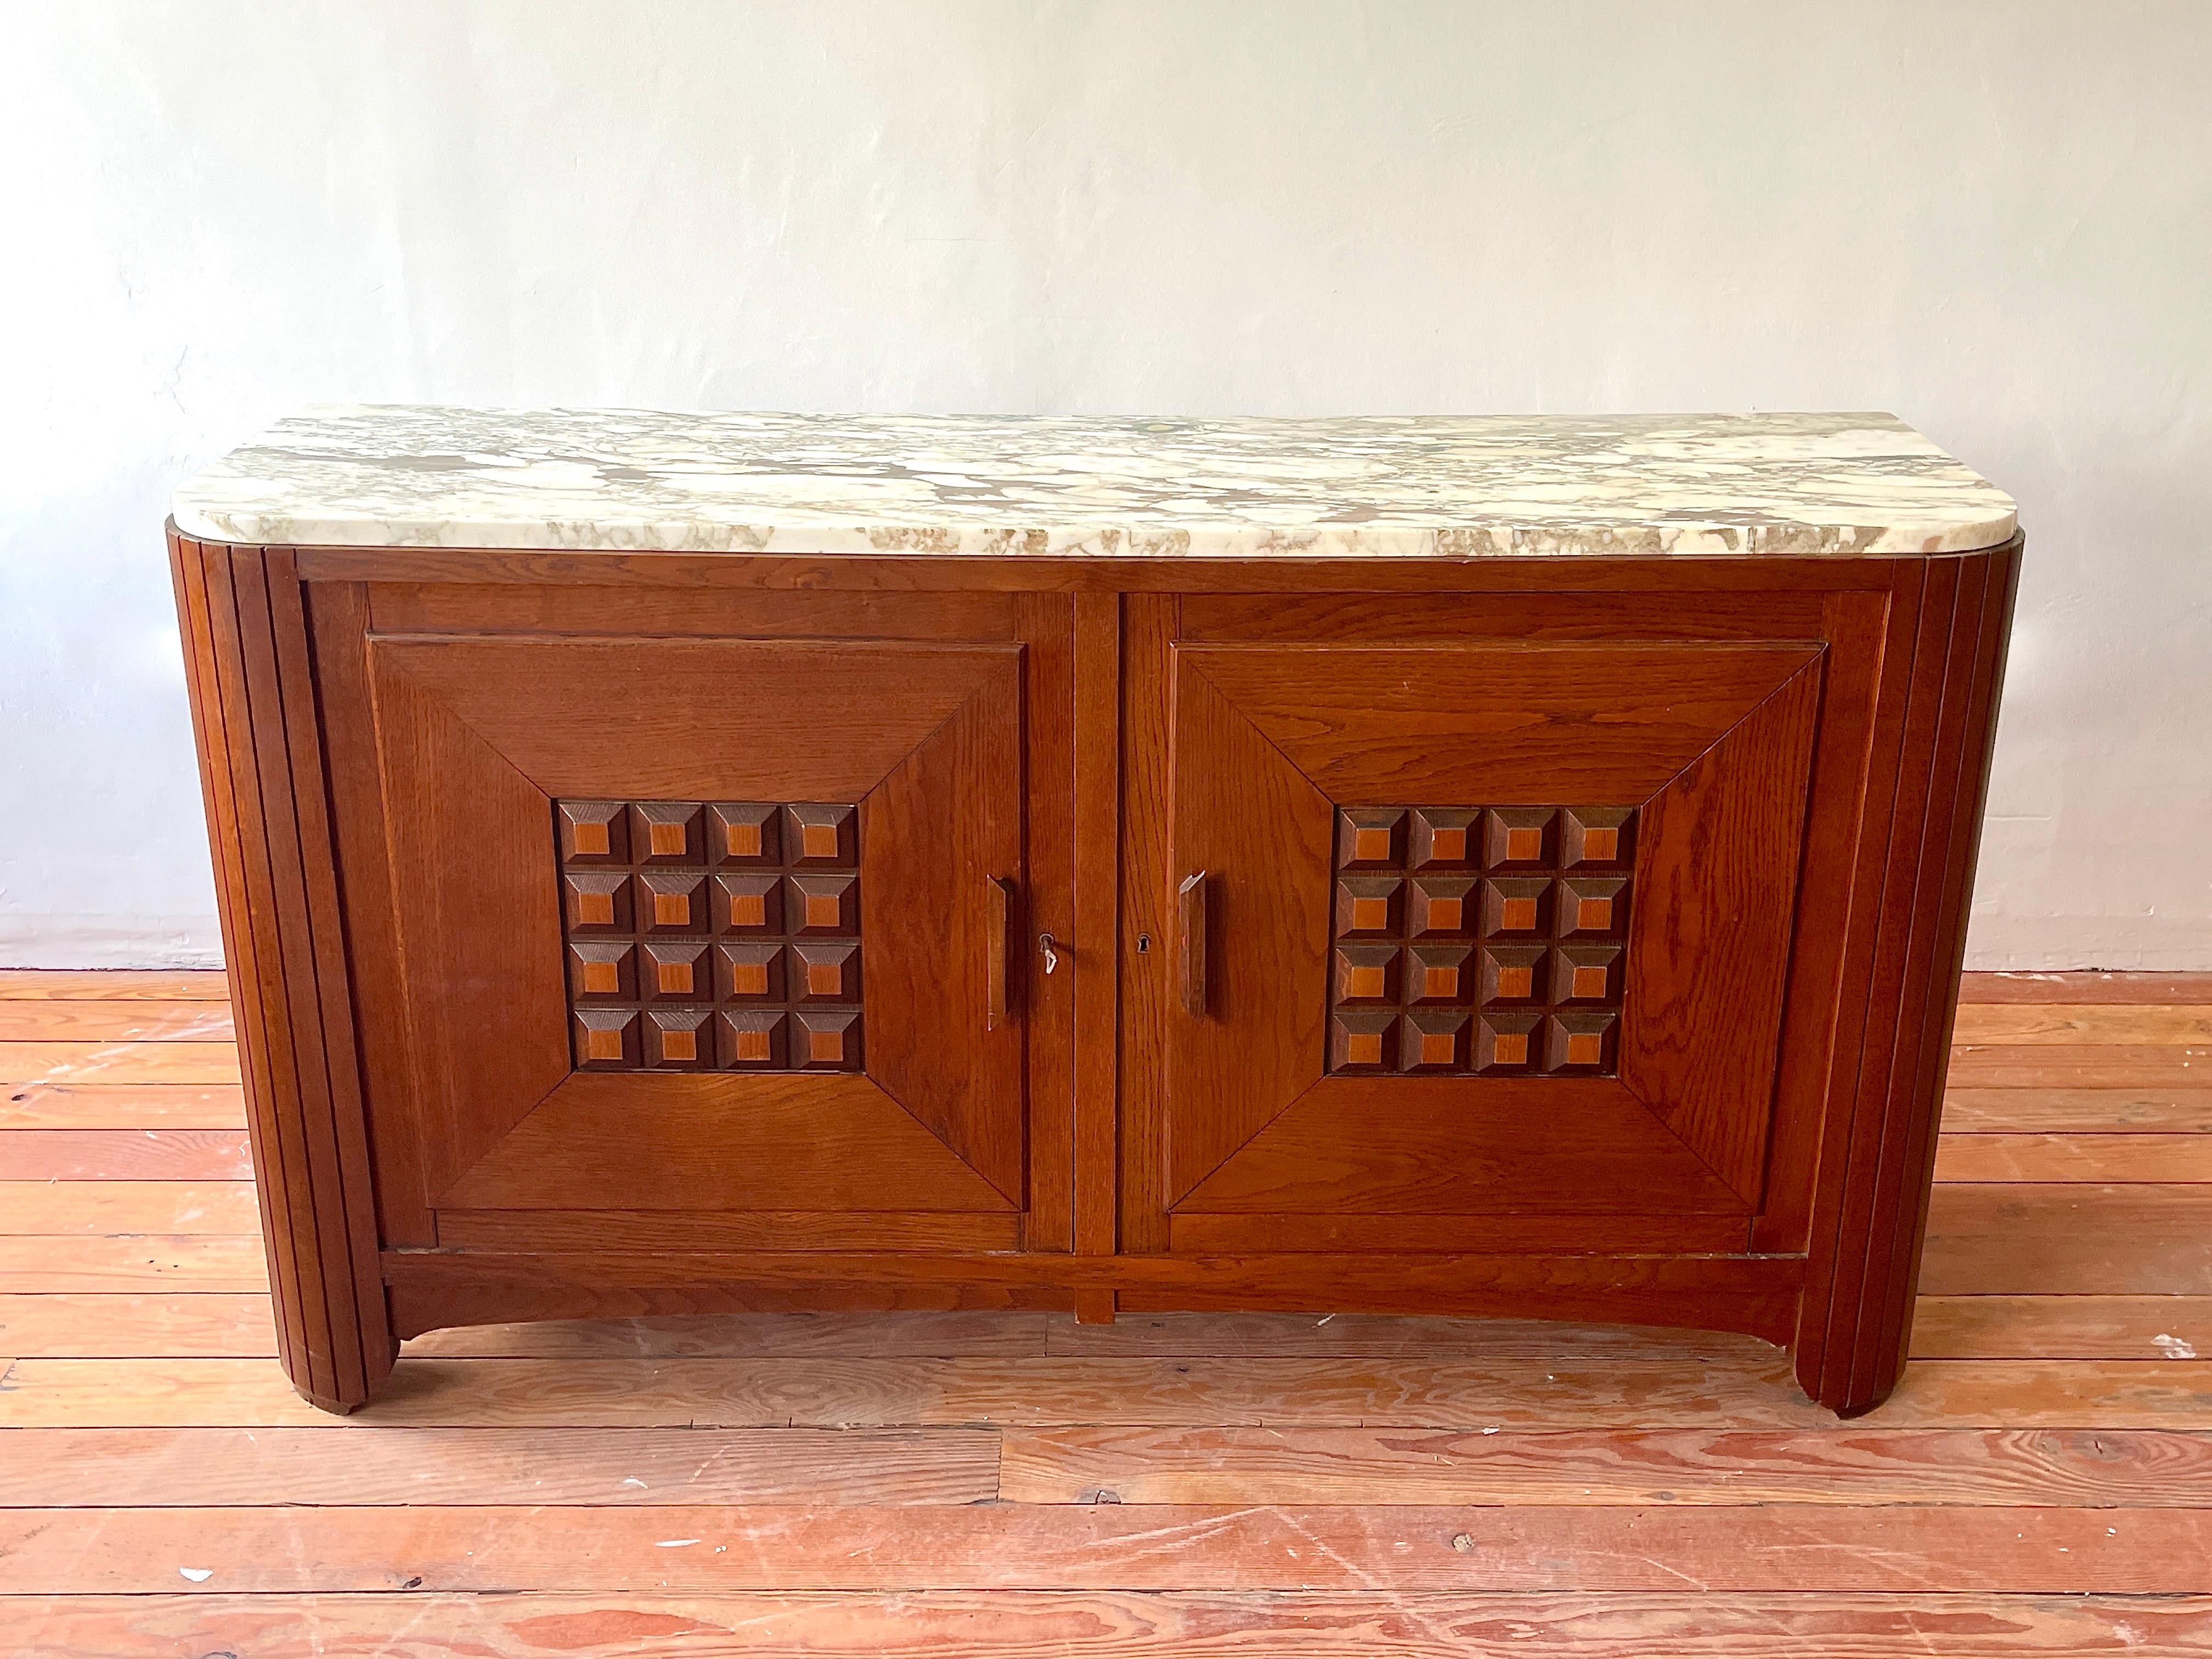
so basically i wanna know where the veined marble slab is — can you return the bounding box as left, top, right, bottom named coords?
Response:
left=171, top=405, right=2017, bottom=558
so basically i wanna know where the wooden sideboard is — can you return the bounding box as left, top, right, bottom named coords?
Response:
left=167, top=408, right=2020, bottom=1417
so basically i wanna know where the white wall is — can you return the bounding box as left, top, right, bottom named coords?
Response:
left=4, top=1, right=2209, bottom=968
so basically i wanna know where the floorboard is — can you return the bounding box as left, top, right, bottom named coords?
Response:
left=3, top=972, right=2209, bottom=1655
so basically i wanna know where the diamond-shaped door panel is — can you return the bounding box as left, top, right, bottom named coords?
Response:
left=365, top=633, right=1029, bottom=1220
left=1161, top=638, right=1825, bottom=1224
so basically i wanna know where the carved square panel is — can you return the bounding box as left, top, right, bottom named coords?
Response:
left=556, top=798, right=862, bottom=1073
left=1325, top=802, right=1637, bottom=1077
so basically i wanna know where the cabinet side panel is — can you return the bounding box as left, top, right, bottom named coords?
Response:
left=1859, top=543, right=2022, bottom=1402
left=1796, top=540, right=2021, bottom=1414
left=167, top=531, right=394, bottom=1412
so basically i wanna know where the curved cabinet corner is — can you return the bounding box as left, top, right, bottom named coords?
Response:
left=169, top=527, right=394, bottom=1413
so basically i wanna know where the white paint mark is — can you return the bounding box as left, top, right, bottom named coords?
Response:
left=2152, top=1333, right=2197, bottom=1358
left=178, top=1568, right=212, bottom=1582
left=621, top=1476, right=648, bottom=1487
left=655, top=1539, right=700, bottom=1548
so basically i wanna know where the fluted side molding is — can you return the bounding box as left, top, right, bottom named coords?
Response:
left=170, top=530, right=393, bottom=1412
left=1795, top=541, right=2022, bottom=1415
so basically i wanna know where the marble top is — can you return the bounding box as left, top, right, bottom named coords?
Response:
left=171, top=405, right=2016, bottom=558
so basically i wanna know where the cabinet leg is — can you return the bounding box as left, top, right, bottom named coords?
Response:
left=1074, top=1290, right=1117, bottom=1325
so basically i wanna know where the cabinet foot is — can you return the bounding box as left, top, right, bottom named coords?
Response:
left=287, top=1375, right=370, bottom=1416
left=1074, top=1290, right=1117, bottom=1325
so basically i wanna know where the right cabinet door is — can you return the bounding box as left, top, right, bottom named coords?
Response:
left=1130, top=585, right=1874, bottom=1258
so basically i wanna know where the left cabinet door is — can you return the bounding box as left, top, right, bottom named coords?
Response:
left=314, top=584, right=1064, bottom=1257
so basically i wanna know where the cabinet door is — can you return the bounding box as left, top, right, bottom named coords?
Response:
left=1138, top=597, right=1835, bottom=1256
left=325, top=595, right=1059, bottom=1254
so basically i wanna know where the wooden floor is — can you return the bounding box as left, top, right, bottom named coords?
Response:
left=2, top=972, right=2210, bottom=1655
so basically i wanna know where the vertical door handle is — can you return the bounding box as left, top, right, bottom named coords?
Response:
left=1178, top=870, right=1208, bottom=1018
left=987, top=876, right=1017, bottom=1030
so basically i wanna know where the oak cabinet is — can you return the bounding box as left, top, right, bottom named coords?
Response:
left=167, top=412, right=2018, bottom=1422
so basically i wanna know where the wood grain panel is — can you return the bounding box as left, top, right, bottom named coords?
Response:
left=0, top=1427, right=997, bottom=1508
left=434, top=1210, right=1020, bottom=1253
left=1163, top=661, right=1333, bottom=1204
left=1947, top=1046, right=2212, bottom=1086
left=10, top=1590, right=2210, bottom=1656
left=1622, top=661, right=1822, bottom=1201
left=1939, top=1090, right=2212, bottom=1133
left=0, top=1294, right=276, bottom=1357
left=862, top=663, right=1025, bottom=1201
left=436, top=1072, right=1013, bottom=1214
left=1960, top=972, right=2212, bottom=1005
left=18, top=1352, right=2208, bottom=1431
left=370, top=636, right=1011, bottom=800
left=1912, top=1296, right=2212, bottom=1360
left=1000, top=1423, right=2212, bottom=1506
left=1951, top=1006, right=2212, bottom=1045
left=368, top=583, right=1018, bottom=640
left=1921, top=1185, right=2212, bottom=1293
left=0, top=1236, right=271, bottom=1293
left=1185, top=641, right=1820, bottom=802
left=0, top=972, right=229, bottom=1000
left=0, top=1181, right=260, bottom=1236
left=1933, top=1133, right=2212, bottom=1182
left=1179, top=589, right=1832, bottom=645
left=0, top=1001, right=235, bottom=1041
left=0, top=1084, right=246, bottom=1130
left=0, top=1041, right=241, bottom=1085
left=0, top=1130, right=252, bottom=1181
left=8, top=1504, right=2212, bottom=1594
left=1174, top=1078, right=1748, bottom=1215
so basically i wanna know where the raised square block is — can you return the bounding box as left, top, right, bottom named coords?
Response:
left=1334, top=876, right=1403, bottom=938
left=709, top=802, right=781, bottom=865
left=1477, top=943, right=1547, bottom=1007
left=714, top=941, right=785, bottom=1002
left=1336, top=808, right=1406, bottom=871
left=787, top=873, right=859, bottom=935
left=1408, top=875, right=1475, bottom=938
left=629, top=802, right=705, bottom=864
left=1328, top=1009, right=1396, bottom=1073
left=558, top=800, right=628, bottom=864
left=644, top=1006, right=713, bottom=1069
left=563, top=870, right=631, bottom=933
left=634, top=869, right=710, bottom=935
left=1407, top=942, right=1471, bottom=1005
left=1564, top=806, right=1635, bottom=870
left=567, top=939, right=636, bottom=1002
left=1555, top=875, right=1630, bottom=940
left=1485, top=808, right=1558, bottom=871
left=573, top=1006, right=640, bottom=1070
left=1397, top=1009, right=1470, bottom=1072
left=1476, top=1011, right=1541, bottom=1074
left=1551, top=942, right=1623, bottom=1005
left=792, top=941, right=861, bottom=1003
left=639, top=940, right=709, bottom=1002
left=1481, top=876, right=1553, bottom=938
left=794, top=1007, right=864, bottom=1070
left=785, top=803, right=857, bottom=866
left=1331, top=942, right=1400, bottom=1006
left=1410, top=808, right=1479, bottom=870
left=718, top=1008, right=788, bottom=1070
left=1544, top=1009, right=1619, bottom=1074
